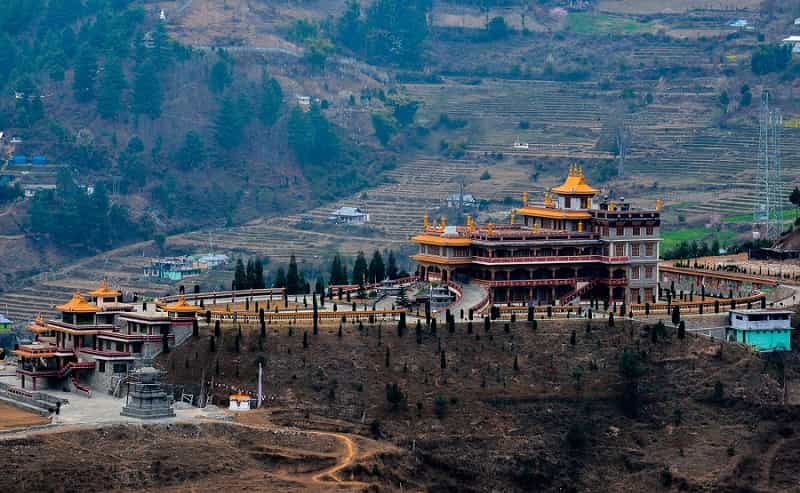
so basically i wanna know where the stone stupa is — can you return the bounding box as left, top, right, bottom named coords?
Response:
left=121, top=366, right=175, bottom=419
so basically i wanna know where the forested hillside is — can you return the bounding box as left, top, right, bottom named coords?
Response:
left=0, top=0, right=405, bottom=253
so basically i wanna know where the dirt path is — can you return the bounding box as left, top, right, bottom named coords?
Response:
left=233, top=410, right=398, bottom=490
left=757, top=437, right=786, bottom=491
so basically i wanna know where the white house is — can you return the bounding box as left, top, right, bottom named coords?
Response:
left=782, top=36, right=800, bottom=53
left=446, top=193, right=477, bottom=209
left=327, top=206, right=370, bottom=225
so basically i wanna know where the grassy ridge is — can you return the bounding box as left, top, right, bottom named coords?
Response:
left=661, top=227, right=737, bottom=252
left=563, top=13, right=656, bottom=35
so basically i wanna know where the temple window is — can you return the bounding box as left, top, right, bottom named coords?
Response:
left=98, top=361, right=106, bottom=373
left=632, top=266, right=641, bottom=280
left=632, top=226, right=640, bottom=236
left=645, top=266, right=654, bottom=279
left=565, top=197, right=571, bottom=208
left=646, top=225, right=654, bottom=235
left=631, top=244, right=640, bottom=257
left=614, top=243, right=625, bottom=256
left=645, top=243, right=655, bottom=257
left=616, top=225, right=625, bottom=236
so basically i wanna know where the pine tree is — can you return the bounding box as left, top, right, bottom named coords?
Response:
left=132, top=63, right=161, bottom=118
left=209, top=60, right=231, bottom=94
left=368, top=250, right=385, bottom=283
left=176, top=131, right=205, bottom=170
left=233, top=258, right=246, bottom=290
left=254, top=258, right=265, bottom=289
left=386, top=250, right=399, bottom=279
left=274, top=267, right=287, bottom=288
left=73, top=47, right=97, bottom=102
left=286, top=254, right=301, bottom=294
left=258, top=71, right=283, bottom=126
left=150, top=22, right=172, bottom=71
left=213, top=95, right=246, bottom=149
left=97, top=57, right=126, bottom=119
left=352, top=251, right=368, bottom=285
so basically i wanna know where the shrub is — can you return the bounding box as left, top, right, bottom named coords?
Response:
left=434, top=394, right=448, bottom=418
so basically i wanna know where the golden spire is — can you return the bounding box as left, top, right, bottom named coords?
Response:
left=655, top=198, right=662, bottom=211
left=487, top=223, right=494, bottom=236
left=609, top=200, right=616, bottom=211
left=544, top=192, right=554, bottom=208
left=440, top=215, right=447, bottom=229
left=533, top=222, right=539, bottom=233
left=510, top=209, right=516, bottom=225
left=522, top=191, right=528, bottom=207
left=577, top=221, right=584, bottom=233
left=423, top=213, right=429, bottom=229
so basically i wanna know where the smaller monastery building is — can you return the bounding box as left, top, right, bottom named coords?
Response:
left=14, top=281, right=200, bottom=395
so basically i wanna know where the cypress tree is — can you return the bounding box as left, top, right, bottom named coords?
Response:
left=209, top=335, right=216, bottom=352
left=192, top=319, right=198, bottom=337
left=313, top=293, right=319, bottom=335
left=570, top=330, right=576, bottom=346
left=214, top=320, right=221, bottom=337
left=385, top=347, right=390, bottom=368
left=440, top=350, right=447, bottom=370
left=398, top=311, right=406, bottom=336
left=303, top=331, right=309, bottom=349
left=416, top=320, right=422, bottom=344
left=484, top=316, right=490, bottom=333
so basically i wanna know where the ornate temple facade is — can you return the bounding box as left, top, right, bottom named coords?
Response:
left=13, top=281, right=199, bottom=395
left=412, top=166, right=661, bottom=306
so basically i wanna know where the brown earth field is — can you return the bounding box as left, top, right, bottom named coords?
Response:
left=5, top=318, right=800, bottom=492
left=0, top=402, right=49, bottom=431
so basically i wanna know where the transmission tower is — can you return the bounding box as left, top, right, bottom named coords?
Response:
left=753, top=92, right=783, bottom=241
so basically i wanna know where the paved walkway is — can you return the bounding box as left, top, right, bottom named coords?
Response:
left=0, top=371, right=228, bottom=432
left=438, top=282, right=488, bottom=320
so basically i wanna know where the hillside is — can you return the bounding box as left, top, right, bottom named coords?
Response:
left=3, top=0, right=800, bottom=309
left=151, top=317, right=799, bottom=492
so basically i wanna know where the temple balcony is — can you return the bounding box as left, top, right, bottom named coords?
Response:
left=80, top=348, right=135, bottom=360
left=472, top=255, right=629, bottom=265
left=474, top=277, right=593, bottom=288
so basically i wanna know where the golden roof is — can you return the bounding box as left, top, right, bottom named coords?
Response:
left=56, top=292, right=99, bottom=313
left=551, top=165, right=600, bottom=196
left=411, top=234, right=472, bottom=247
left=164, top=296, right=203, bottom=313
left=89, top=279, right=122, bottom=298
